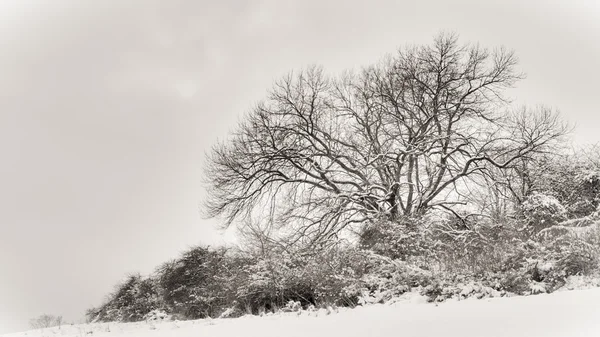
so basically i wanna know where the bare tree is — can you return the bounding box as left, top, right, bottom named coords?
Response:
left=29, top=314, right=63, bottom=329
left=464, top=107, right=569, bottom=221
left=205, top=33, right=567, bottom=248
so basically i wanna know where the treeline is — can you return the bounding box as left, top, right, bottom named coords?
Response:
left=87, top=149, right=600, bottom=322
left=87, top=246, right=368, bottom=322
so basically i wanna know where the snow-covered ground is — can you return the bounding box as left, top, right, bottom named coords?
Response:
left=4, top=288, right=600, bottom=337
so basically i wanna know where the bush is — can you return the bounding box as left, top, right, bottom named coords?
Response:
left=533, top=153, right=600, bottom=218
left=521, top=193, right=567, bottom=235
left=143, top=309, right=171, bottom=321
left=234, top=247, right=369, bottom=313
left=89, top=274, right=161, bottom=322
left=351, top=255, right=431, bottom=304
left=29, top=314, right=63, bottom=329
left=359, top=219, right=429, bottom=260
left=156, top=246, right=235, bottom=319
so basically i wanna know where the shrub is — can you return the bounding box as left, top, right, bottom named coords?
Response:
left=521, top=193, right=567, bottom=236
left=29, top=314, right=63, bottom=329
left=534, top=153, right=600, bottom=218
left=90, top=274, right=161, bottom=322
left=156, top=246, right=233, bottom=319
left=359, top=219, right=429, bottom=260
left=234, top=247, right=366, bottom=313
left=338, top=251, right=437, bottom=305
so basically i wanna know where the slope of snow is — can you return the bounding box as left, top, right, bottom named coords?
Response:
left=4, top=288, right=600, bottom=337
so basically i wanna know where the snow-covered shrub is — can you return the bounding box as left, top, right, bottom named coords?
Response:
left=550, top=238, right=599, bottom=277
left=562, top=274, right=600, bottom=290
left=235, top=254, right=299, bottom=313
left=155, top=246, right=236, bottom=319
left=412, top=275, right=508, bottom=302
left=29, top=314, right=63, bottom=329
left=458, top=282, right=501, bottom=298
left=422, top=280, right=502, bottom=302
left=530, top=218, right=600, bottom=287
left=144, top=309, right=171, bottom=321
left=486, top=226, right=600, bottom=294
left=88, top=274, right=162, bottom=323
left=421, top=279, right=458, bottom=302
left=218, top=304, right=244, bottom=318
left=521, top=193, right=567, bottom=236
left=359, top=219, right=430, bottom=260
left=567, top=168, right=600, bottom=216
left=493, top=270, right=530, bottom=294
left=528, top=281, right=547, bottom=294
left=425, top=214, right=523, bottom=275
left=281, top=300, right=302, bottom=312
left=532, top=151, right=600, bottom=218
left=345, top=253, right=434, bottom=305
left=235, top=247, right=370, bottom=313
left=235, top=252, right=314, bottom=313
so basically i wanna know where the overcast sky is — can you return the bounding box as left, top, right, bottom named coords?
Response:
left=0, top=0, right=598, bottom=333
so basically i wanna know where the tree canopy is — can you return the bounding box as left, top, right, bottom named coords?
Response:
left=205, top=34, right=567, bottom=248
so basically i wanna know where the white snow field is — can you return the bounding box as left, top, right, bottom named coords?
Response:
left=4, top=288, right=600, bottom=337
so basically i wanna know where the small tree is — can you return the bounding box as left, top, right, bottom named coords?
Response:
left=29, top=314, right=63, bottom=329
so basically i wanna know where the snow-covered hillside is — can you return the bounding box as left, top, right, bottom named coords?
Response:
left=4, top=288, right=600, bottom=337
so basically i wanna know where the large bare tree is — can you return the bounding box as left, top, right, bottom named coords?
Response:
left=205, top=34, right=566, bottom=248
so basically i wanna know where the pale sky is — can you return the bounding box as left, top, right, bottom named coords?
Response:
left=0, top=0, right=599, bottom=333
